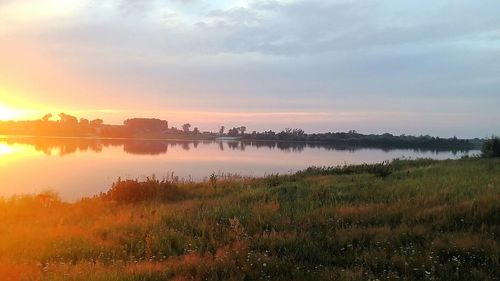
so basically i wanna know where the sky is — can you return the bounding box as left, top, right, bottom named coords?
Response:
left=0, top=0, right=499, bottom=138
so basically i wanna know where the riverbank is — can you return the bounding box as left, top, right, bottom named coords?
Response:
left=1, top=116, right=480, bottom=150
left=0, top=157, right=498, bottom=280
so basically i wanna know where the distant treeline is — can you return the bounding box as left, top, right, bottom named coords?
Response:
left=242, top=129, right=479, bottom=150
left=0, top=113, right=481, bottom=150
left=0, top=113, right=214, bottom=139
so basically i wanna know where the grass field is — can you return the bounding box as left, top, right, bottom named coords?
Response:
left=0, top=158, right=499, bottom=281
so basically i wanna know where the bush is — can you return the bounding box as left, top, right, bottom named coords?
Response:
left=481, top=137, right=500, bottom=158
left=104, top=177, right=189, bottom=203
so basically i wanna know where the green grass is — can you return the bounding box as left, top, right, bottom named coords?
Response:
left=0, top=158, right=499, bottom=280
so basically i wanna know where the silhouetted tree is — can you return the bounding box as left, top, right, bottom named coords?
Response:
left=193, top=127, right=200, bottom=134
left=58, top=113, right=78, bottom=125
left=228, top=127, right=240, bottom=137
left=79, top=118, right=89, bottom=125
left=293, top=128, right=305, bottom=135
left=239, top=126, right=246, bottom=135
left=90, top=119, right=103, bottom=126
left=182, top=123, right=191, bottom=133
left=41, top=113, right=52, bottom=122
left=219, top=126, right=225, bottom=135
left=124, top=118, right=168, bottom=132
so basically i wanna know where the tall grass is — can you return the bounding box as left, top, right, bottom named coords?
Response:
left=0, top=158, right=498, bottom=280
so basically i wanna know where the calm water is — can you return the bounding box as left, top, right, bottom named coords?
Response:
left=0, top=136, right=478, bottom=200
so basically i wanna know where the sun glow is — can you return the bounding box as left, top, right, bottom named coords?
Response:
left=0, top=106, right=22, bottom=121
left=0, top=91, right=51, bottom=121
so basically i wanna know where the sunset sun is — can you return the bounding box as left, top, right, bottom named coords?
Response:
left=0, top=106, right=20, bottom=121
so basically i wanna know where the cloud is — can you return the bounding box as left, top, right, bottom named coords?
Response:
left=144, top=0, right=497, bottom=57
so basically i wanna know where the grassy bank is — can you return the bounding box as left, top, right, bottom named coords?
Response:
left=0, top=158, right=499, bottom=281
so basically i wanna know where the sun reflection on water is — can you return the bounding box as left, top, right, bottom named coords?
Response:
left=0, top=142, right=41, bottom=166
left=0, top=143, right=14, bottom=156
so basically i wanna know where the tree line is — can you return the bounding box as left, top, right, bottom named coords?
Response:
left=0, top=113, right=481, bottom=149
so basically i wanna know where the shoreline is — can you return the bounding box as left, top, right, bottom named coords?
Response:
left=0, top=157, right=484, bottom=202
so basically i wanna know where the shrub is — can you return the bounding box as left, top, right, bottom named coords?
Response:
left=105, top=177, right=189, bottom=203
left=481, top=137, right=500, bottom=158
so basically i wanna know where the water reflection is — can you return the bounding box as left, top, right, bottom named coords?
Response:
left=0, top=136, right=472, bottom=156
left=0, top=136, right=478, bottom=200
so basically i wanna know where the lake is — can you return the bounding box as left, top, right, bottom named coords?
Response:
left=0, top=136, right=479, bottom=200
